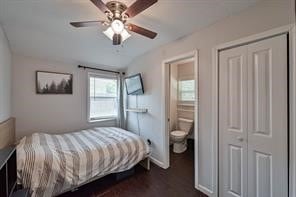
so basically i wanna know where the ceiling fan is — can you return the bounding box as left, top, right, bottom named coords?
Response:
left=70, top=0, right=158, bottom=45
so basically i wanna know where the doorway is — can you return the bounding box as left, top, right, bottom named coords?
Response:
left=161, top=50, right=199, bottom=189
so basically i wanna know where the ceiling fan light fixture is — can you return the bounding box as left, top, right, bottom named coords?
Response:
left=103, top=27, right=131, bottom=43
left=113, top=33, right=122, bottom=45
left=103, top=27, right=114, bottom=40
left=111, top=19, right=124, bottom=34
left=121, top=29, right=131, bottom=41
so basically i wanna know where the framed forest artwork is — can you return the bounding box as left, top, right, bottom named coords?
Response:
left=36, top=71, right=73, bottom=94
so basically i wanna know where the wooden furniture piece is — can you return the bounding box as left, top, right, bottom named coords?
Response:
left=0, top=118, right=28, bottom=196
left=0, top=118, right=15, bottom=149
left=0, top=146, right=17, bottom=197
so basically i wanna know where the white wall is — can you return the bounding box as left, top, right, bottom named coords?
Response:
left=125, top=0, right=294, bottom=195
left=0, top=24, right=11, bottom=122
left=12, top=55, right=117, bottom=139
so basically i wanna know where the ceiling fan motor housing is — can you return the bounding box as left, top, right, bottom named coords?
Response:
left=106, top=1, right=128, bottom=20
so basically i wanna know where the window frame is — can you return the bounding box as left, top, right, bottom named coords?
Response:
left=178, top=78, right=195, bottom=102
left=87, top=72, right=119, bottom=122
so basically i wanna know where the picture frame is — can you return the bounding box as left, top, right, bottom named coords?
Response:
left=36, top=71, right=73, bottom=94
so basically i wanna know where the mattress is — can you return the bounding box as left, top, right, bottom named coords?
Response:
left=16, top=127, right=149, bottom=197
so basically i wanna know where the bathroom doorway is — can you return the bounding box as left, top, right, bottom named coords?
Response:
left=161, top=50, right=199, bottom=189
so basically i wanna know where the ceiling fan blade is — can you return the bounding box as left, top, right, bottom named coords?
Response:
left=90, top=0, right=111, bottom=14
left=127, top=23, right=157, bottom=39
left=70, top=21, right=106, bottom=27
left=124, top=0, right=158, bottom=18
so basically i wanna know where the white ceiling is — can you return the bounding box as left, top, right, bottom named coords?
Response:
left=0, top=0, right=260, bottom=68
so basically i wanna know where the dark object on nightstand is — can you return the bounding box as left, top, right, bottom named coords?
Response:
left=0, top=146, right=29, bottom=197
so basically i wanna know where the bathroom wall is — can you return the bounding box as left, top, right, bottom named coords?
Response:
left=169, top=60, right=195, bottom=139
left=169, top=63, right=178, bottom=131
left=176, top=61, right=195, bottom=139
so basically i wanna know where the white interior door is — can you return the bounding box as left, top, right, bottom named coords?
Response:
left=219, top=45, right=248, bottom=197
left=247, top=35, right=288, bottom=197
left=219, top=34, right=288, bottom=197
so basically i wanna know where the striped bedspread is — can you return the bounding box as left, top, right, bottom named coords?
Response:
left=16, top=127, right=149, bottom=197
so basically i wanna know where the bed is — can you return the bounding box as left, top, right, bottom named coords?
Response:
left=16, top=127, right=150, bottom=197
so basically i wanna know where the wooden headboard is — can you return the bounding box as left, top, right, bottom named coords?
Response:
left=0, top=118, right=15, bottom=149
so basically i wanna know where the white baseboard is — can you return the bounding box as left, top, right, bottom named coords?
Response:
left=197, top=184, right=214, bottom=197
left=149, top=156, right=168, bottom=169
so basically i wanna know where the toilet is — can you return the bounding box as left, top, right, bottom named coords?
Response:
left=170, top=118, right=194, bottom=153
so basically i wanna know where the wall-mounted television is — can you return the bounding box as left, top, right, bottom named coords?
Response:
left=125, top=73, right=144, bottom=95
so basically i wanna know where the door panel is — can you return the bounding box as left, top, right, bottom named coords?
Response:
left=219, top=34, right=288, bottom=197
left=253, top=151, right=272, bottom=197
left=247, top=34, right=288, bottom=197
left=252, top=49, right=271, bottom=136
left=229, top=145, right=243, bottom=196
left=219, top=46, right=248, bottom=197
left=228, top=56, right=243, bottom=132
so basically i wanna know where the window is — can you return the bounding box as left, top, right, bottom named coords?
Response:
left=88, top=74, right=118, bottom=121
left=178, top=79, right=195, bottom=101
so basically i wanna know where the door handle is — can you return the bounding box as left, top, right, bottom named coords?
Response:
left=237, top=137, right=244, bottom=142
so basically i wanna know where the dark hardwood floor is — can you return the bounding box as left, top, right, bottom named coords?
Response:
left=60, top=142, right=207, bottom=197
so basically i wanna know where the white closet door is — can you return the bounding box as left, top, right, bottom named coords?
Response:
left=219, top=34, right=288, bottom=197
left=247, top=34, right=288, bottom=197
left=219, top=45, right=248, bottom=197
